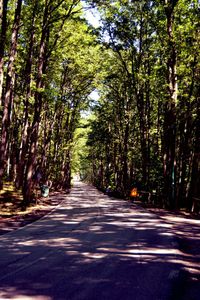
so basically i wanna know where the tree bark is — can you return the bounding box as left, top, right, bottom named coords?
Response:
left=16, top=4, right=37, bottom=189
left=0, top=0, right=22, bottom=188
left=137, top=90, right=149, bottom=188
left=163, top=0, right=178, bottom=208
left=0, top=0, right=8, bottom=105
left=188, top=71, right=200, bottom=207
left=22, top=0, right=80, bottom=203
left=189, top=116, right=200, bottom=208
left=122, top=122, right=129, bottom=196
left=22, top=20, right=48, bottom=203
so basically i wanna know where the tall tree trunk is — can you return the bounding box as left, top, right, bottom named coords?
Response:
left=6, top=71, right=15, bottom=178
left=22, top=0, right=50, bottom=204
left=122, top=122, right=129, bottom=196
left=145, top=59, right=151, bottom=189
left=113, top=141, right=118, bottom=188
left=63, top=149, right=71, bottom=189
left=0, top=0, right=22, bottom=188
left=0, top=0, right=8, bottom=105
left=177, top=108, right=192, bottom=207
left=22, top=24, right=47, bottom=203
left=137, top=91, right=148, bottom=188
left=22, top=0, right=79, bottom=203
left=9, top=115, right=19, bottom=182
left=188, top=115, right=200, bottom=208
left=41, top=105, right=56, bottom=176
left=16, top=4, right=37, bottom=189
left=188, top=71, right=200, bottom=207
left=163, top=0, right=178, bottom=208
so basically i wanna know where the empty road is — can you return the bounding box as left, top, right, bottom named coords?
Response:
left=0, top=181, right=199, bottom=300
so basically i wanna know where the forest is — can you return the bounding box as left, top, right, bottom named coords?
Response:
left=0, top=0, right=199, bottom=210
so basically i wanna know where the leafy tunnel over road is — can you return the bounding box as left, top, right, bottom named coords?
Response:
left=0, top=181, right=199, bottom=300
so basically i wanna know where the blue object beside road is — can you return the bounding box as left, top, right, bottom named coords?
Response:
left=41, top=185, right=49, bottom=197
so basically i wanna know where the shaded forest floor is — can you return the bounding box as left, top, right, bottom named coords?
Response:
left=0, top=182, right=63, bottom=235
left=136, top=199, right=200, bottom=220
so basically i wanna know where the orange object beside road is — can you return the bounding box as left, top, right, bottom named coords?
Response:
left=130, top=188, right=138, bottom=197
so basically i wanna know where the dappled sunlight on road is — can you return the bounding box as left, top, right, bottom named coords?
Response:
left=0, top=181, right=199, bottom=300
left=0, top=286, right=51, bottom=300
left=160, top=214, right=200, bottom=240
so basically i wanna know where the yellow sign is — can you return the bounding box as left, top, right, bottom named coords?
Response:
left=130, top=188, right=138, bottom=197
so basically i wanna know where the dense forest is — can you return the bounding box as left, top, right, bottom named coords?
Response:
left=0, top=0, right=199, bottom=210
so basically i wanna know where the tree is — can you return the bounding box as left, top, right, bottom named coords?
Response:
left=0, top=0, right=22, bottom=189
left=0, top=0, right=101, bottom=206
left=0, top=0, right=9, bottom=104
left=22, top=0, right=83, bottom=204
left=85, top=0, right=200, bottom=208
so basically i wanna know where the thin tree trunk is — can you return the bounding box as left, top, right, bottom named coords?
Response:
left=0, top=0, right=8, bottom=105
left=9, top=116, right=19, bottom=182
left=163, top=0, right=178, bottom=208
left=63, top=150, right=71, bottom=189
left=23, top=0, right=79, bottom=203
left=122, top=122, right=129, bottom=196
left=6, top=71, right=15, bottom=178
left=22, top=0, right=50, bottom=204
left=16, top=4, right=37, bottom=189
left=0, top=0, right=22, bottom=188
left=188, top=73, right=200, bottom=207
left=145, top=59, right=151, bottom=189
left=188, top=116, right=200, bottom=208
left=177, top=109, right=192, bottom=207
left=41, top=105, right=57, bottom=176
left=22, top=29, right=47, bottom=203
left=137, top=91, right=148, bottom=188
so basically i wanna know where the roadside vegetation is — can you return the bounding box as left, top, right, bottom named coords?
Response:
left=0, top=0, right=199, bottom=215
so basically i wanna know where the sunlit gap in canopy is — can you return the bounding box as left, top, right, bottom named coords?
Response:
left=80, top=89, right=100, bottom=118
left=81, top=1, right=102, bottom=28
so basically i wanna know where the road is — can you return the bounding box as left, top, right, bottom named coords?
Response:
left=0, top=181, right=199, bottom=300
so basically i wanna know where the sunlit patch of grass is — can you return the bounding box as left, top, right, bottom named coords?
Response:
left=0, top=182, right=51, bottom=218
left=0, top=182, right=57, bottom=219
left=0, top=181, right=23, bottom=216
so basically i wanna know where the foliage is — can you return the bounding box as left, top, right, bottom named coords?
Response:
left=85, top=0, right=200, bottom=208
left=0, top=0, right=199, bottom=211
left=0, top=0, right=101, bottom=205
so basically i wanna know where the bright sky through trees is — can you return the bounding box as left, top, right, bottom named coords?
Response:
left=83, top=6, right=101, bottom=28
left=89, top=90, right=100, bottom=101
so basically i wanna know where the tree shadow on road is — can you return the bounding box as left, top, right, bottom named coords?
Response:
left=0, top=182, right=199, bottom=300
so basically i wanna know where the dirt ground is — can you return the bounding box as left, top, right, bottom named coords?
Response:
left=0, top=185, right=63, bottom=235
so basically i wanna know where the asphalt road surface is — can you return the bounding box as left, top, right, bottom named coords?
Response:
left=0, top=181, right=199, bottom=300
